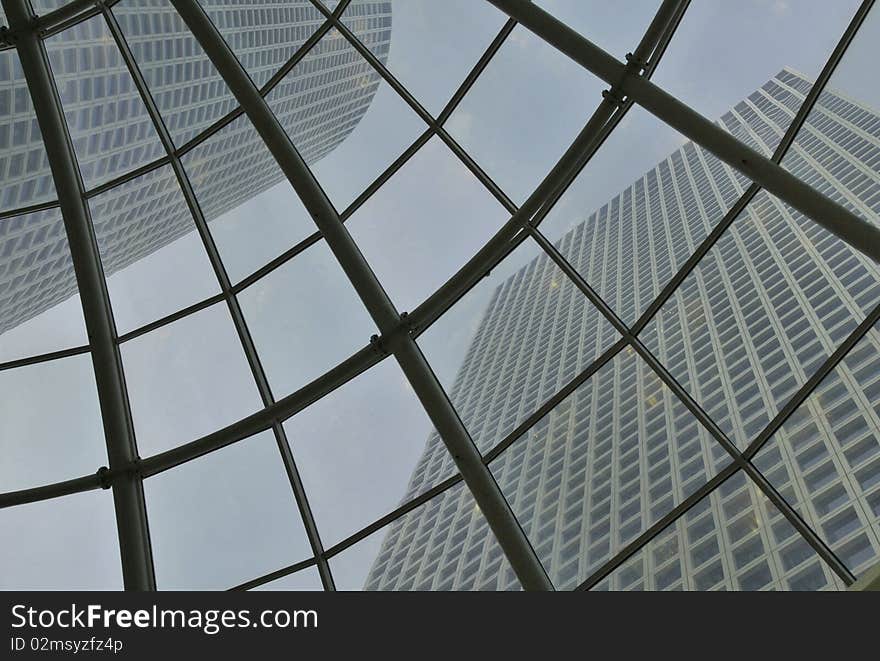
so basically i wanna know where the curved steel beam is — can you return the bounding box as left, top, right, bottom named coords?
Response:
left=2, top=0, right=154, bottom=590
left=488, top=0, right=880, bottom=265
left=170, top=0, right=553, bottom=591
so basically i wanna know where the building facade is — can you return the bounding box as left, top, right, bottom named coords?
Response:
left=366, top=69, right=880, bottom=591
left=0, top=0, right=391, bottom=334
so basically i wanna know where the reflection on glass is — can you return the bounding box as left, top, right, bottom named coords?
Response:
left=283, top=359, right=453, bottom=547
left=641, top=185, right=880, bottom=451
left=238, top=238, right=376, bottom=399
left=181, top=113, right=316, bottom=283
left=45, top=15, right=166, bottom=190
left=600, top=471, right=844, bottom=590
left=120, top=301, right=263, bottom=456
left=253, top=566, right=323, bottom=591
left=419, top=237, right=619, bottom=455
left=651, top=0, right=861, bottom=139
left=346, top=136, right=508, bottom=312
left=489, top=348, right=729, bottom=588
left=0, top=490, right=121, bottom=590
left=0, top=353, right=105, bottom=492
left=145, top=430, right=311, bottom=590
left=537, top=105, right=737, bottom=326
left=200, top=0, right=326, bottom=89
left=0, top=208, right=88, bottom=362
left=87, top=165, right=219, bottom=334
left=266, top=27, right=427, bottom=212
left=113, top=0, right=239, bottom=147
left=332, top=481, right=522, bottom=591
left=343, top=0, right=506, bottom=115
left=0, top=49, right=56, bottom=212
left=445, top=24, right=604, bottom=204
left=754, top=319, right=880, bottom=579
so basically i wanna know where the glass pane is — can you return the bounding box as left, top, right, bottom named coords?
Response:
left=537, top=105, right=738, bottom=326
left=180, top=112, right=316, bottom=283
left=45, top=15, right=166, bottom=191
left=145, top=429, right=312, bottom=590
left=781, top=9, right=880, bottom=230
left=113, top=0, right=239, bottom=147
left=346, top=136, right=509, bottom=312
left=266, top=27, right=427, bottom=212
left=418, top=236, right=620, bottom=455
left=254, top=566, right=323, bottom=591
left=489, top=347, right=731, bottom=589
left=811, top=4, right=880, bottom=108
left=445, top=24, right=604, bottom=205
left=0, top=208, right=88, bottom=362
left=342, top=0, right=506, bottom=115
left=0, top=490, right=121, bottom=590
left=754, top=319, right=880, bottom=580
left=641, top=186, right=880, bottom=451
left=1, top=353, right=104, bottom=492
left=333, top=481, right=522, bottom=591
left=200, top=0, right=327, bottom=89
left=121, top=301, right=263, bottom=456
left=31, top=0, right=80, bottom=14
left=535, top=0, right=660, bottom=57
left=238, top=237, right=376, bottom=399
left=0, top=49, right=56, bottom=212
left=88, top=165, right=220, bottom=334
left=651, top=0, right=861, bottom=143
left=600, top=472, right=844, bottom=590
left=283, top=359, right=455, bottom=547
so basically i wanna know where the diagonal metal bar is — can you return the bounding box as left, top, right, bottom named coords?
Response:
left=309, top=0, right=519, bottom=214
left=239, top=471, right=467, bottom=590
left=101, top=3, right=337, bottom=590
left=408, top=0, right=686, bottom=335
left=528, top=0, right=690, bottom=230
left=744, top=300, right=880, bottom=461
left=630, top=0, right=876, bottom=337
left=528, top=224, right=856, bottom=585
left=0, top=198, right=62, bottom=221
left=0, top=344, right=91, bottom=373
left=488, top=0, right=880, bottom=265
left=1, top=0, right=155, bottom=590
left=577, top=464, right=741, bottom=590
left=229, top=557, right=318, bottom=592
left=169, top=0, right=553, bottom=591
left=0, top=470, right=105, bottom=509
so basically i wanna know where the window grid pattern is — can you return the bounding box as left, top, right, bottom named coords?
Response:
left=0, top=0, right=878, bottom=592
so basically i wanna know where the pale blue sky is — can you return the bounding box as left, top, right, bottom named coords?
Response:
left=1, top=0, right=875, bottom=590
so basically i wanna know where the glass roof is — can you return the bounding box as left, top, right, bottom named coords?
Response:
left=1, top=0, right=879, bottom=592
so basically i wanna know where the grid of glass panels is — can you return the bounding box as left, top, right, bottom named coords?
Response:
left=1, top=0, right=878, bottom=591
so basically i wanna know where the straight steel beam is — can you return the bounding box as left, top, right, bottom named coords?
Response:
left=488, top=0, right=880, bottom=265
left=1, top=0, right=155, bottom=590
left=169, top=0, right=553, bottom=591
left=630, top=0, right=875, bottom=337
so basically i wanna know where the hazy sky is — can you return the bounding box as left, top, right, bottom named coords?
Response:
left=1, top=0, right=875, bottom=590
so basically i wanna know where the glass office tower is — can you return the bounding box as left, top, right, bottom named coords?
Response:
left=366, top=68, right=880, bottom=591
left=0, top=0, right=391, bottom=334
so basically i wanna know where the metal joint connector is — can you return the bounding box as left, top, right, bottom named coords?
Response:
left=96, top=466, right=112, bottom=489
left=625, top=51, right=649, bottom=74
left=601, top=88, right=627, bottom=107
left=369, top=333, right=387, bottom=356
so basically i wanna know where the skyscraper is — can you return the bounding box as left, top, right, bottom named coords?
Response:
left=0, top=0, right=391, bottom=334
left=366, top=68, right=880, bottom=591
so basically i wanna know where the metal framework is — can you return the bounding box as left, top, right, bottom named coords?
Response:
left=1, top=0, right=878, bottom=591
